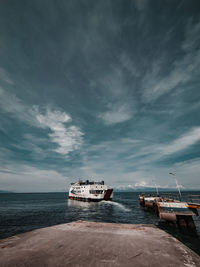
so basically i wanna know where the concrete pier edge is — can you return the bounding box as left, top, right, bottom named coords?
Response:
left=0, top=221, right=199, bottom=267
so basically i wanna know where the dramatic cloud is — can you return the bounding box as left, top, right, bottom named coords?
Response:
left=0, top=1, right=200, bottom=191
left=36, top=109, right=83, bottom=155
left=0, top=88, right=83, bottom=155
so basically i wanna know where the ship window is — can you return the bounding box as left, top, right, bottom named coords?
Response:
left=89, top=190, right=103, bottom=194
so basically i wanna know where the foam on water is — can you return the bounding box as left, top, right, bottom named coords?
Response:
left=101, top=200, right=131, bottom=212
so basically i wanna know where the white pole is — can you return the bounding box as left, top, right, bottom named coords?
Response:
left=169, top=172, right=182, bottom=200
left=152, top=179, right=159, bottom=196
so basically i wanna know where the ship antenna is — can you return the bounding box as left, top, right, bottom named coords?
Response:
left=169, top=172, right=182, bottom=201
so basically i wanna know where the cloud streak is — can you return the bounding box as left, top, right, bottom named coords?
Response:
left=0, top=67, right=13, bottom=85
left=98, top=104, right=132, bottom=125
left=142, top=20, right=200, bottom=102
left=0, top=88, right=83, bottom=155
left=159, top=127, right=200, bottom=155
left=0, top=164, right=68, bottom=192
left=96, top=66, right=134, bottom=125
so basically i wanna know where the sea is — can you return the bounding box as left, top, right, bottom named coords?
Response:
left=0, top=191, right=200, bottom=255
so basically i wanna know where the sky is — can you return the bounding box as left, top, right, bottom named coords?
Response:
left=0, top=0, right=200, bottom=192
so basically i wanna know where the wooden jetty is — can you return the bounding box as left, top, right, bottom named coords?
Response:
left=139, top=194, right=159, bottom=209
left=139, top=194, right=160, bottom=210
left=139, top=194, right=200, bottom=229
left=0, top=221, right=200, bottom=267
left=156, top=200, right=197, bottom=228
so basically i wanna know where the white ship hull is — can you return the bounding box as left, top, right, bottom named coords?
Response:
left=69, top=180, right=113, bottom=202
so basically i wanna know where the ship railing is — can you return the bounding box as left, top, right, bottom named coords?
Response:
left=158, top=192, right=180, bottom=201
left=78, top=181, right=105, bottom=185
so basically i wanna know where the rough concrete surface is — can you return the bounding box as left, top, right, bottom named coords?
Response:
left=0, top=221, right=199, bottom=267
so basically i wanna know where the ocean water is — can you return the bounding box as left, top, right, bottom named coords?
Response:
left=0, top=192, right=200, bottom=254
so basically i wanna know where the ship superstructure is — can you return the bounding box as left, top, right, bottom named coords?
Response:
left=69, top=180, right=113, bottom=202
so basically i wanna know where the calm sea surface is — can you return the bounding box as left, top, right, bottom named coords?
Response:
left=0, top=192, right=200, bottom=254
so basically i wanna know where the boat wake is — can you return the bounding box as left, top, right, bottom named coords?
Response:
left=101, top=201, right=131, bottom=212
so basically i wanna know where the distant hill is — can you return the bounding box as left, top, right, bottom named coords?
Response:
left=114, top=187, right=199, bottom=192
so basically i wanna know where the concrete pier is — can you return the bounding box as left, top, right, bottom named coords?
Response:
left=0, top=221, right=199, bottom=267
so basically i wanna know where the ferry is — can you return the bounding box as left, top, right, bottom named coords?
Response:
left=69, top=180, right=113, bottom=202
